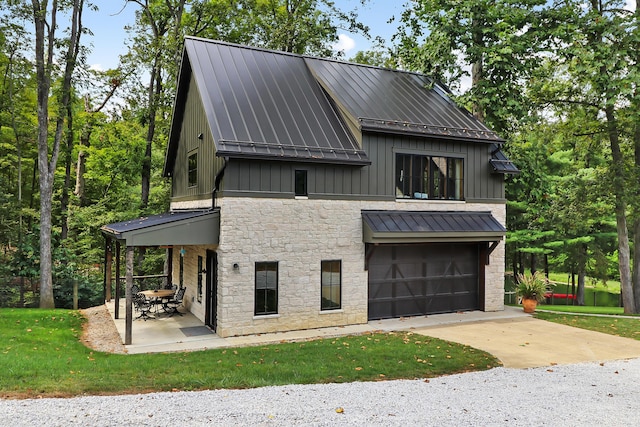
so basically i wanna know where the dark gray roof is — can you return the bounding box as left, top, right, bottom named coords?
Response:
left=362, top=210, right=505, bottom=244
left=489, top=144, right=520, bottom=174
left=176, top=37, right=369, bottom=166
left=101, top=210, right=219, bottom=246
left=305, top=58, right=504, bottom=143
left=165, top=38, right=509, bottom=176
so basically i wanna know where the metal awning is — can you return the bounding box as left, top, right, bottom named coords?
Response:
left=101, top=209, right=220, bottom=247
left=490, top=144, right=520, bottom=174
left=362, top=210, right=506, bottom=244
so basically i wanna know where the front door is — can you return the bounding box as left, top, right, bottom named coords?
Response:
left=205, top=250, right=218, bottom=331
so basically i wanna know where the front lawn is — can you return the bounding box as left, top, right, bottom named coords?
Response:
left=537, top=305, right=625, bottom=315
left=535, top=311, right=640, bottom=340
left=0, top=308, right=500, bottom=398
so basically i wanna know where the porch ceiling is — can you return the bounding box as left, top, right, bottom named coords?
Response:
left=101, top=209, right=220, bottom=247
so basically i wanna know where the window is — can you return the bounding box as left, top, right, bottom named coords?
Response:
left=255, top=262, right=278, bottom=315
left=295, top=169, right=307, bottom=196
left=321, top=260, right=341, bottom=310
left=197, top=255, right=203, bottom=303
left=188, top=151, right=198, bottom=187
left=396, top=153, right=463, bottom=200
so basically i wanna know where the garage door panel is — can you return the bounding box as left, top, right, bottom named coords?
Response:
left=368, top=243, right=480, bottom=320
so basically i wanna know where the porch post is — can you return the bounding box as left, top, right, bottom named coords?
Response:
left=105, top=237, right=113, bottom=301
left=125, top=245, right=134, bottom=345
left=114, top=242, right=121, bottom=319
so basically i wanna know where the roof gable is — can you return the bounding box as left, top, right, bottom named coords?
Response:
left=172, top=37, right=370, bottom=167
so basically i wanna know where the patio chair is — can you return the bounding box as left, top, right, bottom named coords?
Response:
left=133, top=293, right=154, bottom=320
left=164, top=287, right=186, bottom=317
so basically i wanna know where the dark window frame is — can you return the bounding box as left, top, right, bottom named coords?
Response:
left=321, top=260, right=341, bottom=310
left=188, top=150, right=198, bottom=188
left=255, top=261, right=278, bottom=315
left=395, top=153, right=464, bottom=200
left=295, top=169, right=308, bottom=196
left=197, top=255, right=203, bottom=303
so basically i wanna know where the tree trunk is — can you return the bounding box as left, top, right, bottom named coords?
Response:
left=605, top=104, right=635, bottom=313
left=32, top=0, right=55, bottom=308
left=141, top=58, right=160, bottom=209
left=576, top=244, right=587, bottom=306
left=32, top=0, right=83, bottom=308
left=470, top=9, right=485, bottom=123
left=632, top=0, right=640, bottom=314
left=61, top=103, right=74, bottom=240
left=74, top=95, right=92, bottom=205
left=530, top=253, right=537, bottom=274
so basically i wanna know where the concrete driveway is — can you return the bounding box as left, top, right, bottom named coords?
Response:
left=412, top=314, right=640, bottom=368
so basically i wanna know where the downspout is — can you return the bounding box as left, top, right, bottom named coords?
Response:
left=211, top=157, right=228, bottom=209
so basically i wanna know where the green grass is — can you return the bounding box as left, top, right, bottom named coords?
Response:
left=535, top=311, right=640, bottom=340
left=546, top=272, right=620, bottom=293
left=0, top=308, right=500, bottom=398
left=537, top=305, right=625, bottom=315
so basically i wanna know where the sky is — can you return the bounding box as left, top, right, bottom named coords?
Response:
left=82, top=0, right=405, bottom=72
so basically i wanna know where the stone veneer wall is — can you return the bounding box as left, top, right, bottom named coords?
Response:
left=170, top=244, right=211, bottom=323
left=170, top=197, right=505, bottom=338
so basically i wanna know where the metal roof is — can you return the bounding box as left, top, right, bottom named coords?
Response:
left=305, top=58, right=504, bottom=143
left=362, top=210, right=506, bottom=244
left=101, top=210, right=220, bottom=247
left=489, top=144, right=520, bottom=174
left=178, top=37, right=370, bottom=166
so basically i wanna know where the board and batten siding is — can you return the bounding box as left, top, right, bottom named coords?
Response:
left=171, top=74, right=225, bottom=201
left=220, top=132, right=505, bottom=201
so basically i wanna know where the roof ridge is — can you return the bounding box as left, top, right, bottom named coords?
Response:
left=183, top=36, right=438, bottom=81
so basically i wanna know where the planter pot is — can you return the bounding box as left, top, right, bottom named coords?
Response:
left=522, top=298, right=538, bottom=313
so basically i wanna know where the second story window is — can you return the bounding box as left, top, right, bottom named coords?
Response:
left=188, top=150, right=198, bottom=187
left=396, top=153, right=463, bottom=200
left=295, top=169, right=307, bottom=196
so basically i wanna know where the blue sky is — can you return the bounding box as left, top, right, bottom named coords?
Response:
left=83, top=0, right=405, bottom=71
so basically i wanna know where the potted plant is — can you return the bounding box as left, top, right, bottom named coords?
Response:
left=516, top=271, right=548, bottom=313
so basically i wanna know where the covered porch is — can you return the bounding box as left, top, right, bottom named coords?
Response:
left=100, top=209, right=220, bottom=345
left=105, top=299, right=222, bottom=354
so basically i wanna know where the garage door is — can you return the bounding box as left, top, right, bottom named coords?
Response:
left=368, top=243, right=480, bottom=320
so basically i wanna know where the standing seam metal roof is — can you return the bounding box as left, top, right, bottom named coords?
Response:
left=166, top=38, right=510, bottom=175
left=362, top=210, right=506, bottom=234
left=304, top=58, right=504, bottom=143
left=183, top=38, right=369, bottom=165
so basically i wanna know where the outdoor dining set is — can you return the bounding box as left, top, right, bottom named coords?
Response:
left=131, top=285, right=186, bottom=320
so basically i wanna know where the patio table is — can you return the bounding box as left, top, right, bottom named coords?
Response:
left=139, top=289, right=176, bottom=313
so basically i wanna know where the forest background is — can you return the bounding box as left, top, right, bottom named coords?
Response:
left=1, top=0, right=640, bottom=313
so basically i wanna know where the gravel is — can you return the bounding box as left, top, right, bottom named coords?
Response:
left=2, top=358, right=639, bottom=426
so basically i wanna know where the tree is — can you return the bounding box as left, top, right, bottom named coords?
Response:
left=124, top=0, right=186, bottom=209
left=535, top=0, right=637, bottom=312
left=29, top=0, right=86, bottom=307
left=395, top=0, right=545, bottom=135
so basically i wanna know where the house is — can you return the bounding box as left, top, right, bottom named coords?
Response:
left=102, top=36, right=518, bottom=342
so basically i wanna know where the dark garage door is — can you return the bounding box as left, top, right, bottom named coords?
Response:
left=368, top=243, right=479, bottom=320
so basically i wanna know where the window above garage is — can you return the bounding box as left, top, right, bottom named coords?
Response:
left=396, top=153, right=463, bottom=201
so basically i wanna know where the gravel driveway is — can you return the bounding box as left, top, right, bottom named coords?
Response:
left=2, top=357, right=639, bottom=426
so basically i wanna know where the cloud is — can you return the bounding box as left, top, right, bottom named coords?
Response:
left=332, top=33, right=356, bottom=54
left=90, top=63, right=104, bottom=72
